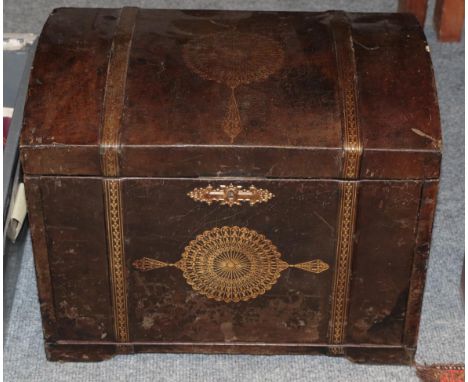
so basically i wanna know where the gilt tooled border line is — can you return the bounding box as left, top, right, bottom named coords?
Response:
left=332, top=12, right=362, bottom=179
left=329, top=13, right=362, bottom=354
left=101, top=8, right=137, bottom=343
left=104, top=179, right=129, bottom=342
left=329, top=182, right=359, bottom=354
left=100, top=7, right=138, bottom=177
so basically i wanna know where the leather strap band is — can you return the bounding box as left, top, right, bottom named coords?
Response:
left=101, top=7, right=137, bottom=343
left=104, top=178, right=129, bottom=342
left=100, top=7, right=137, bottom=177
left=333, top=12, right=363, bottom=179
left=329, top=12, right=362, bottom=354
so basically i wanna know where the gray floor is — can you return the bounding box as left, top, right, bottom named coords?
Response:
left=3, top=0, right=464, bottom=381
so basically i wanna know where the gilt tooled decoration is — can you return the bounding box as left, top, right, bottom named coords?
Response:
left=182, top=31, right=285, bottom=142
left=133, top=226, right=329, bottom=303
left=187, top=184, right=274, bottom=207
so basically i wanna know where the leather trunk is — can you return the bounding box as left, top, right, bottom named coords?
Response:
left=20, top=8, right=441, bottom=364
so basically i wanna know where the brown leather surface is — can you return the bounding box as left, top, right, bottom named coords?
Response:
left=26, top=175, right=432, bottom=364
left=346, top=180, right=422, bottom=345
left=123, top=178, right=338, bottom=343
left=22, top=7, right=442, bottom=365
left=21, top=8, right=119, bottom=146
left=20, top=9, right=441, bottom=179
left=403, top=181, right=439, bottom=347
left=44, top=342, right=413, bottom=364
left=23, top=178, right=57, bottom=342
left=350, top=13, right=441, bottom=151
left=35, top=176, right=115, bottom=341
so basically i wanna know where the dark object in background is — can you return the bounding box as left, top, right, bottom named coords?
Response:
left=3, top=36, right=36, bottom=343
left=21, top=8, right=441, bottom=364
left=433, top=0, right=465, bottom=42
left=398, top=0, right=465, bottom=41
left=3, top=36, right=35, bottom=242
left=4, top=115, right=12, bottom=147
left=398, top=0, right=428, bottom=25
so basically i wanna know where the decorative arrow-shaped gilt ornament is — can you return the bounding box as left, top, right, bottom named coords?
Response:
left=187, top=184, right=274, bottom=207
left=133, top=226, right=329, bottom=303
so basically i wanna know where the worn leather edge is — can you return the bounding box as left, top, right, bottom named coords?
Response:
left=45, top=343, right=119, bottom=362
left=103, top=179, right=130, bottom=342
left=43, top=342, right=414, bottom=364
left=23, top=176, right=58, bottom=342
left=403, top=180, right=439, bottom=347
left=20, top=145, right=441, bottom=179
left=53, top=339, right=408, bottom=347
left=99, top=7, right=138, bottom=177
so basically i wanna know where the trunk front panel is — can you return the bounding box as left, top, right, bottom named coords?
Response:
left=31, top=176, right=422, bottom=347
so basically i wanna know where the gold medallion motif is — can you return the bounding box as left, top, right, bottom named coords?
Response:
left=182, top=31, right=284, bottom=141
left=133, top=226, right=329, bottom=303
left=178, top=226, right=287, bottom=302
